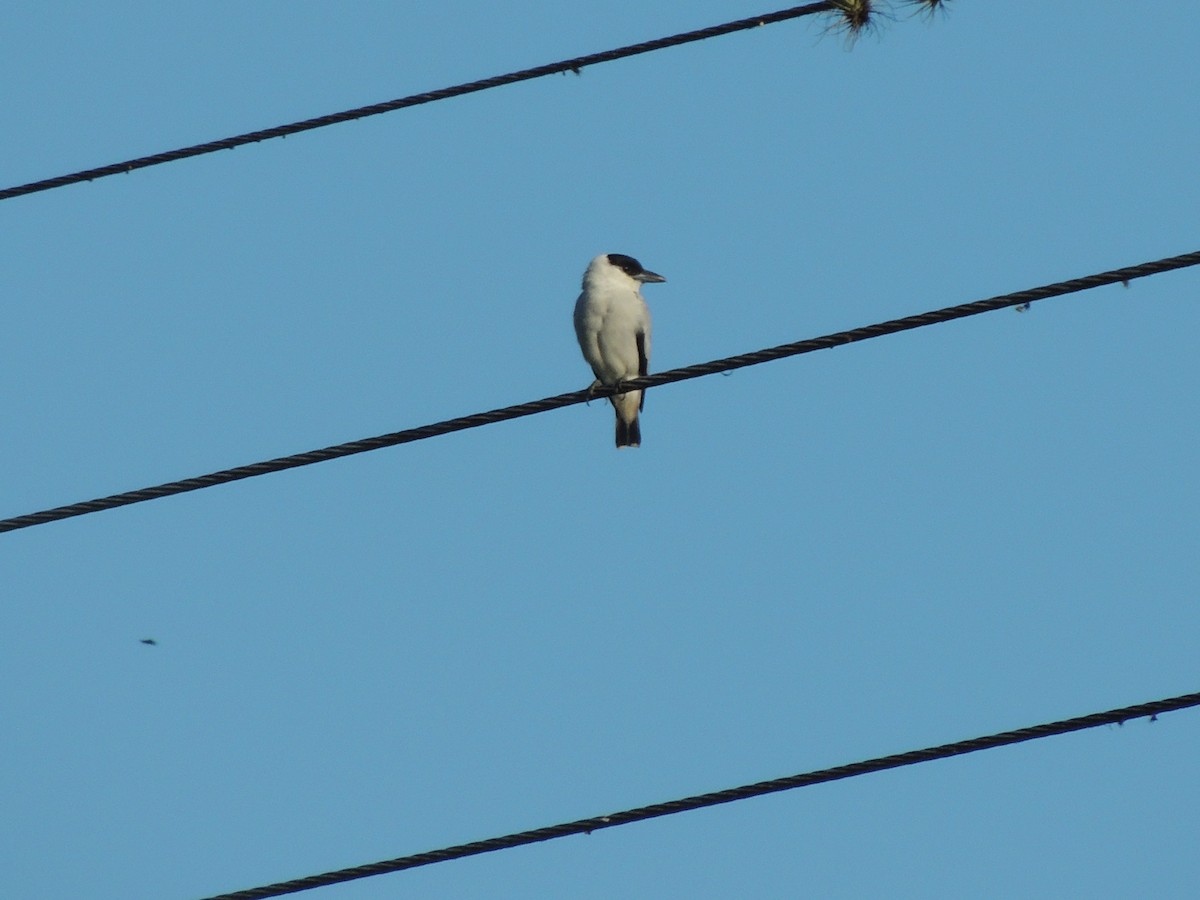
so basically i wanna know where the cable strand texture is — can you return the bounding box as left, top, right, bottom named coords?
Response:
left=198, top=690, right=1200, bottom=900
left=3, top=248, right=1199, bottom=535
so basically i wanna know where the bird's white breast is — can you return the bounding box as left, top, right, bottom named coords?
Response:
left=574, top=273, right=651, bottom=385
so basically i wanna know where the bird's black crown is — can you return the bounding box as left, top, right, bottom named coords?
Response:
left=607, top=253, right=647, bottom=277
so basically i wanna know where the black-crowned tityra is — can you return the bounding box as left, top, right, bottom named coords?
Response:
left=573, top=253, right=666, bottom=448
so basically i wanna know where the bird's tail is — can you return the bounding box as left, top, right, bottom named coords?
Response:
left=615, top=415, right=641, bottom=448
left=613, top=392, right=642, bottom=448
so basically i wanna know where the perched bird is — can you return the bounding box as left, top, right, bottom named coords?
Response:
left=573, top=253, right=666, bottom=448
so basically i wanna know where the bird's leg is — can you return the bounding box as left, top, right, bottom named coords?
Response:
left=584, top=379, right=602, bottom=404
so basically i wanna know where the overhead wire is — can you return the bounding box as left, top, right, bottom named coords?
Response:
left=2, top=247, right=1198, bottom=536
left=0, top=3, right=840, bottom=203
left=196, top=689, right=1200, bottom=900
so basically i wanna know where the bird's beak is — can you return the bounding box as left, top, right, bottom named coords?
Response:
left=637, top=270, right=666, bottom=284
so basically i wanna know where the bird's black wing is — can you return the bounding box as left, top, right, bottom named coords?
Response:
left=636, top=330, right=648, bottom=411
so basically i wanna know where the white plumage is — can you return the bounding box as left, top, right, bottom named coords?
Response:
left=573, top=253, right=666, bottom=448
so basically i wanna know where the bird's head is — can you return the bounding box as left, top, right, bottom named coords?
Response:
left=587, top=253, right=667, bottom=288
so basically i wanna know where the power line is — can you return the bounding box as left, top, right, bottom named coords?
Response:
left=197, top=689, right=1200, bottom=900
left=2, top=247, right=1198, bottom=536
left=0, top=3, right=838, bottom=203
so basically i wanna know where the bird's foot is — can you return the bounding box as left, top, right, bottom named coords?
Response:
left=584, top=379, right=602, bottom=404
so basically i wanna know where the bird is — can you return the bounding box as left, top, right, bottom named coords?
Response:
left=573, top=253, right=666, bottom=448
left=139, top=638, right=157, bottom=646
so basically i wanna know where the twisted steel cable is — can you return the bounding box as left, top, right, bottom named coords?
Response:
left=0, top=3, right=834, bottom=203
left=197, top=689, right=1200, bottom=900
left=2, top=247, right=1198, bottom=536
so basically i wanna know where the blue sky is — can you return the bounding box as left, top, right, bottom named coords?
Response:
left=3, top=2, right=1199, bottom=897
